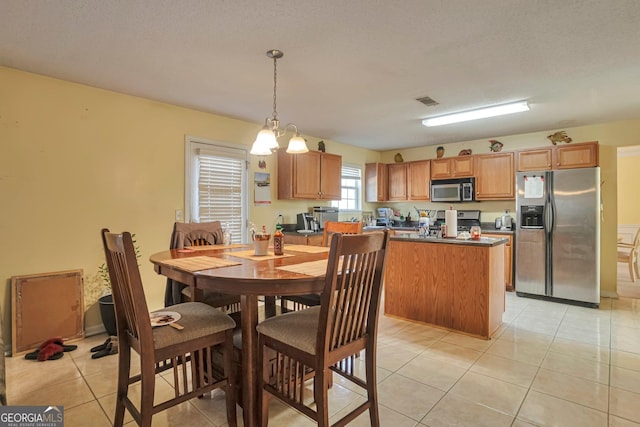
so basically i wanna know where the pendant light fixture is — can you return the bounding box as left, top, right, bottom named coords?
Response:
left=250, top=49, right=309, bottom=155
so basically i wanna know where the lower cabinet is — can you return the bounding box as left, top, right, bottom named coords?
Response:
left=483, top=233, right=513, bottom=291
left=283, top=233, right=323, bottom=246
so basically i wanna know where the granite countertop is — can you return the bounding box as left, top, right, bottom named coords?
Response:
left=283, top=230, right=322, bottom=236
left=391, top=233, right=509, bottom=247
left=479, top=223, right=515, bottom=235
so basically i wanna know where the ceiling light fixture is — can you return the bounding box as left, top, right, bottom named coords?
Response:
left=422, top=100, right=530, bottom=127
left=250, top=49, right=309, bottom=155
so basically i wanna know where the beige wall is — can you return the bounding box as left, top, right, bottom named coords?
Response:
left=2, top=65, right=640, bottom=344
left=617, top=151, right=640, bottom=225
left=0, top=67, right=379, bottom=341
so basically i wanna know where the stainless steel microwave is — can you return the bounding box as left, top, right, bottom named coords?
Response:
left=431, top=177, right=475, bottom=202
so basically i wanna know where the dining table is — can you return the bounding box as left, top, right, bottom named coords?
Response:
left=149, top=243, right=330, bottom=427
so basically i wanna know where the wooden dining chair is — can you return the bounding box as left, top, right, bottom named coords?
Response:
left=280, top=221, right=363, bottom=312
left=257, top=231, right=389, bottom=427
left=165, top=221, right=241, bottom=313
left=618, top=228, right=640, bottom=282
left=101, top=229, right=237, bottom=427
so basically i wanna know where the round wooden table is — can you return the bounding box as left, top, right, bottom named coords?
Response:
left=150, top=245, right=328, bottom=427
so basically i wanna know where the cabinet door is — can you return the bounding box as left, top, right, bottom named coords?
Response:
left=430, top=158, right=451, bottom=179
left=483, top=233, right=513, bottom=291
left=387, top=163, right=408, bottom=201
left=409, top=160, right=430, bottom=200
left=554, top=141, right=599, bottom=169
left=516, top=148, right=552, bottom=171
left=292, top=151, right=322, bottom=199
left=452, top=156, right=474, bottom=177
left=475, top=153, right=515, bottom=200
left=319, top=152, right=342, bottom=200
left=365, top=163, right=388, bottom=202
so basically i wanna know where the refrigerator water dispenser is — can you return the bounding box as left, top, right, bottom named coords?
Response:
left=520, top=205, right=544, bottom=228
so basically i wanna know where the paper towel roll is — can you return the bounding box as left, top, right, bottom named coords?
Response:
left=445, top=209, right=458, bottom=237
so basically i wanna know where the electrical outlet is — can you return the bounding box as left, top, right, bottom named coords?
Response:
left=175, top=209, right=184, bottom=221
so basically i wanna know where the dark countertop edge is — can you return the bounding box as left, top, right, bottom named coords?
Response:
left=390, top=234, right=508, bottom=247
left=283, top=231, right=323, bottom=236
left=479, top=223, right=515, bottom=235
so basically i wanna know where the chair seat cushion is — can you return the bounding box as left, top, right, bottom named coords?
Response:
left=152, top=302, right=236, bottom=350
left=256, top=306, right=320, bottom=355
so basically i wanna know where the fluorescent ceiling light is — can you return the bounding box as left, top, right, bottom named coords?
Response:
left=422, top=101, right=530, bottom=127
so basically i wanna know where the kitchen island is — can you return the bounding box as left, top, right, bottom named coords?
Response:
left=384, top=234, right=507, bottom=339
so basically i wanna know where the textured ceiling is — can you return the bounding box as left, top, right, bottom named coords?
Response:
left=2, top=0, right=640, bottom=150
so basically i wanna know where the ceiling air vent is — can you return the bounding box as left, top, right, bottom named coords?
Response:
left=416, top=96, right=439, bottom=107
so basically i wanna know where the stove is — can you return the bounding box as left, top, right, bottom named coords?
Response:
left=432, top=210, right=481, bottom=232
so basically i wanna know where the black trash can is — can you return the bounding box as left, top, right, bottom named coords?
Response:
left=98, top=294, right=117, bottom=336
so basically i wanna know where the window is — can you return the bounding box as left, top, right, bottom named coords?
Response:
left=331, top=164, right=362, bottom=211
left=185, top=136, right=248, bottom=243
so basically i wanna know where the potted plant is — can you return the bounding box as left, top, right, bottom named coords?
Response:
left=86, top=234, right=141, bottom=336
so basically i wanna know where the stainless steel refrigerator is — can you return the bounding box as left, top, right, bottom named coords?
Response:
left=515, top=167, right=600, bottom=307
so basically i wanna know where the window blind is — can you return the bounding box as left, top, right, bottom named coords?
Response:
left=193, top=146, right=246, bottom=243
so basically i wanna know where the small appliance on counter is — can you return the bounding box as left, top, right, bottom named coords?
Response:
left=296, top=213, right=318, bottom=232
left=312, top=207, right=339, bottom=230
left=375, top=207, right=393, bottom=227
left=500, top=210, right=513, bottom=230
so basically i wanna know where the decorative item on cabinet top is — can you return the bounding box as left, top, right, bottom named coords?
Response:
left=317, top=140, right=325, bottom=152
left=547, top=131, right=572, bottom=145
left=436, top=146, right=445, bottom=158
left=458, top=149, right=473, bottom=156
left=489, top=140, right=504, bottom=152
left=394, top=153, right=404, bottom=162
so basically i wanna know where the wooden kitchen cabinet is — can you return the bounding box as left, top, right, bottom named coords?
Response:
left=483, top=233, right=513, bottom=291
left=474, top=152, right=515, bottom=200
left=277, top=150, right=342, bottom=200
left=516, top=141, right=598, bottom=171
left=516, top=148, right=553, bottom=171
left=387, top=163, right=408, bottom=201
left=553, top=141, right=599, bottom=169
left=364, top=162, right=388, bottom=202
left=430, top=156, right=474, bottom=179
left=283, top=233, right=323, bottom=246
left=408, top=160, right=431, bottom=200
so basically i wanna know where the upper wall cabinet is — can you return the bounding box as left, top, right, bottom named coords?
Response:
left=408, top=160, right=431, bottom=200
left=475, top=152, right=515, bottom=200
left=277, top=150, right=342, bottom=200
left=365, top=163, right=388, bottom=202
left=516, top=141, right=599, bottom=171
left=387, top=163, right=408, bottom=201
left=430, top=156, right=474, bottom=179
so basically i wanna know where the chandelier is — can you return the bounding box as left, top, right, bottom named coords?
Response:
left=250, top=49, right=309, bottom=156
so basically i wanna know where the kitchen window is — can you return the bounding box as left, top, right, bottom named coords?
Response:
left=331, top=164, right=361, bottom=211
left=185, top=136, right=248, bottom=243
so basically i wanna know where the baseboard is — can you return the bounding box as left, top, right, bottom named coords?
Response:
left=84, top=324, right=108, bottom=337
left=601, top=290, right=619, bottom=299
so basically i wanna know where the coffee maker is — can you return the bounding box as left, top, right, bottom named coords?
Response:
left=296, top=213, right=317, bottom=231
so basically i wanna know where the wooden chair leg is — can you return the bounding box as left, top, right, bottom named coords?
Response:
left=224, top=331, right=238, bottom=427
left=629, top=259, right=636, bottom=282
left=314, top=369, right=330, bottom=427
left=114, top=343, right=131, bottom=427
left=365, top=352, right=380, bottom=426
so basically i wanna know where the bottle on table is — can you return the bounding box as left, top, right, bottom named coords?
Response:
left=274, top=224, right=284, bottom=255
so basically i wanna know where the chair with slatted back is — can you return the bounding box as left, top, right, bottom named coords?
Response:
left=618, top=228, right=640, bottom=282
left=165, top=222, right=241, bottom=313
left=280, top=221, right=363, bottom=312
left=101, top=229, right=237, bottom=427
left=257, top=231, right=389, bottom=426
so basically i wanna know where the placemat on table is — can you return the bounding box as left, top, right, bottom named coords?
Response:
left=186, top=243, right=248, bottom=251
left=284, top=245, right=330, bottom=254
left=161, top=256, right=241, bottom=272
left=227, top=250, right=294, bottom=261
left=275, top=259, right=330, bottom=277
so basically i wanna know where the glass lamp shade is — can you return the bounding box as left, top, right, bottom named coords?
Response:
left=250, top=126, right=279, bottom=155
left=286, top=135, right=309, bottom=154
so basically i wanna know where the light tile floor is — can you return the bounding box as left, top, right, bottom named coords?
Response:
left=5, top=292, right=640, bottom=426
